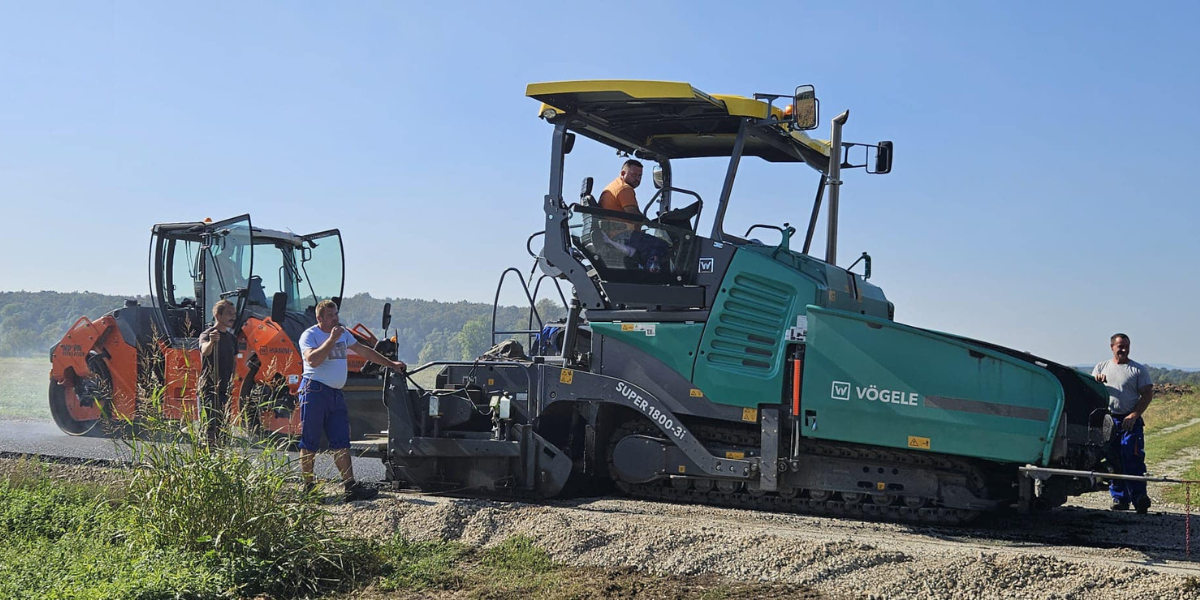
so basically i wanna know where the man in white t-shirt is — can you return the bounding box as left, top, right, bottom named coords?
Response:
left=299, top=299, right=406, bottom=502
left=1092, top=332, right=1154, bottom=514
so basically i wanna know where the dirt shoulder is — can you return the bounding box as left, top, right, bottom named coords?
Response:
left=331, top=489, right=1200, bottom=600
left=0, top=454, right=128, bottom=486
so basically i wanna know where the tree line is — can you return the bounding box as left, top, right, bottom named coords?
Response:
left=0, top=290, right=566, bottom=363
left=7, top=290, right=1195, bottom=387
left=1147, top=367, right=1200, bottom=387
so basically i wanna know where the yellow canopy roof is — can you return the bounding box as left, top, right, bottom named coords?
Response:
left=526, top=80, right=830, bottom=164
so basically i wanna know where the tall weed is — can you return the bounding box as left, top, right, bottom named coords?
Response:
left=117, top=405, right=379, bottom=597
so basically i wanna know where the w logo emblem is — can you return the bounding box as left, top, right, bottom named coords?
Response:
left=830, top=381, right=851, bottom=401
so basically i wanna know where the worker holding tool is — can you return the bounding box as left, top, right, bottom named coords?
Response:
left=1093, top=333, right=1155, bottom=514
left=299, top=299, right=406, bottom=502
left=198, top=299, right=237, bottom=447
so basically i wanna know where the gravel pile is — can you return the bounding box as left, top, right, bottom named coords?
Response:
left=332, top=492, right=1200, bottom=599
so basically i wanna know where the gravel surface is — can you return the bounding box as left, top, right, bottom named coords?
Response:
left=7, top=455, right=1200, bottom=598
left=331, top=489, right=1200, bottom=599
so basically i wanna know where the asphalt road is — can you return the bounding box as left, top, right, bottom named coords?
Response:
left=0, top=419, right=388, bottom=482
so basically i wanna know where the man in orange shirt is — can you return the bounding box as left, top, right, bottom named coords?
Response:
left=595, top=160, right=669, bottom=273
left=599, top=159, right=644, bottom=215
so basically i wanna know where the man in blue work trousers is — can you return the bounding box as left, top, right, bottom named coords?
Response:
left=1093, top=333, right=1154, bottom=514
left=299, top=299, right=406, bottom=502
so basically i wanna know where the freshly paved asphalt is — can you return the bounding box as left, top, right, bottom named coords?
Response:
left=0, top=419, right=387, bottom=482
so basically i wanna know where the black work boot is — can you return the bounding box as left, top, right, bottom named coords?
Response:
left=343, top=479, right=379, bottom=502
left=1134, top=495, right=1152, bottom=515
left=1111, top=498, right=1130, bottom=511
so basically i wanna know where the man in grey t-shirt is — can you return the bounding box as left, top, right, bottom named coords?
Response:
left=298, top=299, right=406, bottom=502
left=1092, top=333, right=1154, bottom=514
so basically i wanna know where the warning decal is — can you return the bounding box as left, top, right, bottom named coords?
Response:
left=619, top=323, right=656, bottom=336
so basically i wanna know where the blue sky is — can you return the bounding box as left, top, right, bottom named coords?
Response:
left=1, top=2, right=1198, bottom=367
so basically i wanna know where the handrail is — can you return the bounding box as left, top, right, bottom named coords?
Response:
left=490, top=268, right=545, bottom=347
left=529, top=273, right=568, bottom=326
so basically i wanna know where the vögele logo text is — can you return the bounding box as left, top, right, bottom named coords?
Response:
left=831, top=380, right=921, bottom=407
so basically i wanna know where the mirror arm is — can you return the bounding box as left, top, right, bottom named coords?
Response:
left=838, top=141, right=894, bottom=174
left=847, top=251, right=872, bottom=280
left=771, top=226, right=796, bottom=259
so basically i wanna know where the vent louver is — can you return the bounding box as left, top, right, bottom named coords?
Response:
left=704, top=273, right=790, bottom=374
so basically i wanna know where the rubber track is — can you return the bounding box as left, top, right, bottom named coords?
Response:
left=610, top=421, right=986, bottom=526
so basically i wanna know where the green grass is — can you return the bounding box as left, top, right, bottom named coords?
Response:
left=373, top=536, right=565, bottom=597
left=1145, top=418, right=1200, bottom=467
left=1143, top=390, right=1200, bottom=436
left=1142, top=392, right=1200, bottom=463
left=0, top=410, right=383, bottom=599
left=0, top=469, right=225, bottom=599
left=1164, top=465, right=1200, bottom=504
left=476, top=536, right=564, bottom=596
left=0, top=356, right=51, bottom=420
left=0, top=528, right=228, bottom=600
left=1137, top=391, right=1200, bottom=504
left=375, top=539, right=470, bottom=592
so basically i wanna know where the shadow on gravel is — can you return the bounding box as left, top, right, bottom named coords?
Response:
left=545, top=492, right=1200, bottom=570
left=935, top=505, right=1199, bottom=566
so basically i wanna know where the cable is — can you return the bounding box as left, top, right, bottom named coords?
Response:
left=397, top=367, right=494, bottom=417
left=526, top=230, right=545, bottom=259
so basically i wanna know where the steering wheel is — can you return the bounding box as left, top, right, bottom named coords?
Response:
left=643, top=186, right=705, bottom=231
left=654, top=201, right=703, bottom=231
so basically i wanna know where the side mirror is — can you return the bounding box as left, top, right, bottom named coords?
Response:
left=652, top=166, right=665, bottom=190
left=792, top=85, right=819, bottom=130
left=381, top=302, right=392, bottom=331
left=271, top=292, right=288, bottom=324
left=873, top=141, right=893, bottom=175
left=563, top=132, right=576, bottom=155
